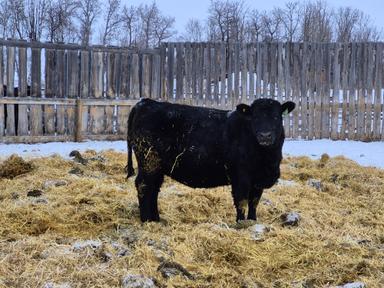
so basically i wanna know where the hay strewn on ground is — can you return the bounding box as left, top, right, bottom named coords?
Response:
left=0, top=151, right=383, bottom=287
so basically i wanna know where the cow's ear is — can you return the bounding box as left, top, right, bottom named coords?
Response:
left=236, top=104, right=251, bottom=116
left=281, top=101, right=295, bottom=116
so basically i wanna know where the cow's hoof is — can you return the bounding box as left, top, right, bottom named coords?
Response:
left=140, top=217, right=160, bottom=223
left=127, top=169, right=135, bottom=178
left=234, top=219, right=257, bottom=229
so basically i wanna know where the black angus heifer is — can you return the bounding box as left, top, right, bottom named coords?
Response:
left=127, top=98, right=295, bottom=222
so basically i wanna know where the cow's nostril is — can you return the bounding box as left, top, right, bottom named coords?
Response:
left=260, top=132, right=272, bottom=139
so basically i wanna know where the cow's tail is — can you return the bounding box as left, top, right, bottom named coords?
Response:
left=126, top=106, right=136, bottom=178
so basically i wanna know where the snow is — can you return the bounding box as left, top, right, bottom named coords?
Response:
left=0, top=139, right=383, bottom=169
left=0, top=141, right=127, bottom=160
left=283, top=139, right=384, bottom=169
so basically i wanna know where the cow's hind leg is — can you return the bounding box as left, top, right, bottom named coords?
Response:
left=247, top=187, right=263, bottom=220
left=135, top=170, right=164, bottom=222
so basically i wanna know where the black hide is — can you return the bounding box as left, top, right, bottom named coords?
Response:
left=127, top=98, right=295, bottom=222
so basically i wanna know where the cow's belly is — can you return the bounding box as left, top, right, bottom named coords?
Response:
left=164, top=152, right=229, bottom=188
left=251, top=166, right=280, bottom=189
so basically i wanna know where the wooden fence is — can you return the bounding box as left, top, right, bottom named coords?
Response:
left=0, top=40, right=383, bottom=143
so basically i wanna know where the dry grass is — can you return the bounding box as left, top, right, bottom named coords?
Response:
left=0, top=154, right=34, bottom=179
left=0, top=151, right=383, bottom=287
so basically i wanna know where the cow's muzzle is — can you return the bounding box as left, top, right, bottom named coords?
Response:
left=257, top=132, right=274, bottom=146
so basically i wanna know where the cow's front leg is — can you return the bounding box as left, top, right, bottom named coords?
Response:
left=231, top=175, right=251, bottom=222
left=247, top=187, right=263, bottom=220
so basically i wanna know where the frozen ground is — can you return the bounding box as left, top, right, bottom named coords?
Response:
left=0, top=139, right=383, bottom=169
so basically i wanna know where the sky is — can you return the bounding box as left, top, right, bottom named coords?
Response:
left=121, top=0, right=384, bottom=35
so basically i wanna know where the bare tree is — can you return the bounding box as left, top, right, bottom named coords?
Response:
left=353, top=13, right=382, bottom=41
left=45, top=0, right=78, bottom=43
left=6, top=0, right=27, bottom=40
left=137, top=2, right=158, bottom=48
left=301, top=0, right=333, bottom=42
left=153, top=15, right=175, bottom=46
left=261, top=9, right=282, bottom=41
left=333, top=7, right=360, bottom=42
left=77, top=0, right=100, bottom=46
left=100, top=0, right=122, bottom=45
left=279, top=1, right=301, bottom=42
left=182, top=18, right=204, bottom=42
left=207, top=0, right=246, bottom=43
left=120, top=5, right=138, bottom=46
left=245, top=9, right=263, bottom=42
left=4, top=0, right=47, bottom=41
left=0, top=0, right=10, bottom=38
left=25, top=0, right=48, bottom=41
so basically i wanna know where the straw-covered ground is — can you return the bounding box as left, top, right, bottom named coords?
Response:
left=0, top=150, right=383, bottom=288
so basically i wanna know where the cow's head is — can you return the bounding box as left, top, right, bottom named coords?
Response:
left=236, top=99, right=295, bottom=146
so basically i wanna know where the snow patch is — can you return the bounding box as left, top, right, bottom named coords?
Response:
left=0, top=139, right=383, bottom=169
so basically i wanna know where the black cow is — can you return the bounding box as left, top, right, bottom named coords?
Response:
left=126, top=98, right=295, bottom=222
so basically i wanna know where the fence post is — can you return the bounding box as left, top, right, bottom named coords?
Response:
left=75, top=99, right=83, bottom=142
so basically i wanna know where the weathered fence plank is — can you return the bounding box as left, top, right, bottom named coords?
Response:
left=340, top=43, right=349, bottom=139
left=205, top=43, right=211, bottom=105
left=313, top=43, right=321, bottom=139
left=270, top=42, right=277, bottom=100
left=106, top=51, right=119, bottom=134
left=227, top=44, right=233, bottom=107
left=167, top=43, right=174, bottom=101
left=183, top=43, right=191, bottom=101
left=248, top=44, right=255, bottom=102
left=80, top=50, right=90, bottom=135
left=212, top=43, right=220, bottom=106
left=277, top=42, right=284, bottom=106
left=6, top=46, right=15, bottom=136
left=284, top=43, right=292, bottom=137
left=90, top=51, right=104, bottom=134
left=190, top=43, right=197, bottom=102
left=291, top=43, right=300, bottom=138
left=120, top=52, right=130, bottom=98
left=219, top=42, right=226, bottom=106
left=300, top=42, right=308, bottom=139
left=142, top=53, right=151, bottom=99
left=44, top=48, right=56, bottom=135
left=262, top=42, right=268, bottom=98
left=67, top=50, right=79, bottom=135
left=18, top=47, right=29, bottom=136
left=322, top=43, right=331, bottom=139
left=233, top=43, right=240, bottom=104
left=349, top=43, right=357, bottom=140
left=374, top=43, right=382, bottom=140
left=365, top=43, right=374, bottom=140
left=131, top=53, right=140, bottom=99
left=0, top=45, right=3, bottom=137
left=152, top=53, right=161, bottom=100
left=56, top=49, right=66, bottom=135
left=176, top=43, right=184, bottom=101
left=241, top=43, right=247, bottom=104
left=308, top=43, right=316, bottom=139
left=255, top=43, right=261, bottom=98
left=30, top=47, right=43, bottom=136
left=197, top=44, right=204, bottom=105
left=117, top=52, right=130, bottom=135
left=356, top=43, right=365, bottom=140
left=331, top=43, right=341, bottom=140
